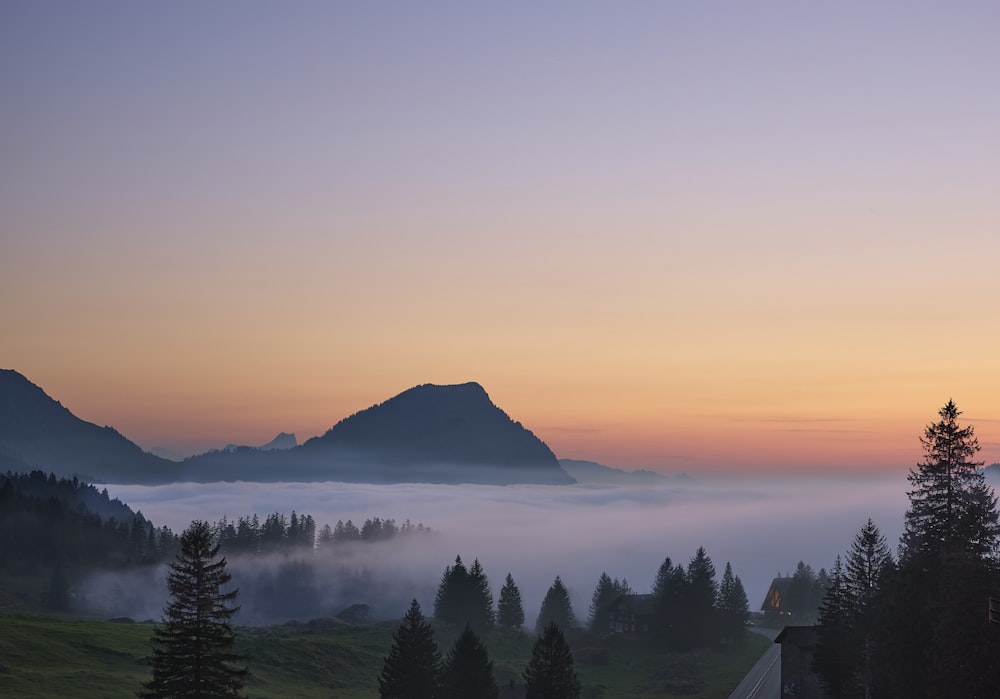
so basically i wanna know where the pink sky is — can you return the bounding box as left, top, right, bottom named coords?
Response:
left=3, top=3, right=999, bottom=472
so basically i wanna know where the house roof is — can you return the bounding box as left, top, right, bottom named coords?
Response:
left=775, top=625, right=819, bottom=647
left=612, top=593, right=656, bottom=615
left=760, top=577, right=794, bottom=611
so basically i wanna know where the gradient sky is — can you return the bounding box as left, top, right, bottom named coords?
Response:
left=2, top=2, right=999, bottom=472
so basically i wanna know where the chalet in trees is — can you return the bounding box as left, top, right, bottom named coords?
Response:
left=608, top=593, right=655, bottom=635
left=761, top=576, right=794, bottom=619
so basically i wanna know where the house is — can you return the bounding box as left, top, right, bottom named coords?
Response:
left=775, top=626, right=824, bottom=698
left=608, top=593, right=655, bottom=635
left=761, top=577, right=794, bottom=618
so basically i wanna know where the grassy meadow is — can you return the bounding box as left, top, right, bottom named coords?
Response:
left=0, top=612, right=769, bottom=698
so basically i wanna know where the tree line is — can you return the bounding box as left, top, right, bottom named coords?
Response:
left=813, top=401, right=1000, bottom=698
left=0, top=470, right=179, bottom=609
left=430, top=548, right=750, bottom=649
left=212, top=512, right=432, bottom=557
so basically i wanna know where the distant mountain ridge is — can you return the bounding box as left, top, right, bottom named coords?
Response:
left=1, top=370, right=572, bottom=485
left=559, top=458, right=692, bottom=485
left=220, top=432, right=298, bottom=454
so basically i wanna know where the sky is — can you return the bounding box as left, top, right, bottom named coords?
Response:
left=3, top=2, right=999, bottom=472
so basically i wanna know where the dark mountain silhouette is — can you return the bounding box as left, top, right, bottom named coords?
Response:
left=559, top=458, right=693, bottom=485
left=299, top=382, right=573, bottom=484
left=219, top=431, right=298, bottom=454
left=3, top=371, right=573, bottom=485
left=0, top=369, right=179, bottom=484
left=259, top=431, right=297, bottom=450
left=188, top=382, right=574, bottom=485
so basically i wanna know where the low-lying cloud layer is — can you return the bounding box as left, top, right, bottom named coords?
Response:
left=96, top=475, right=911, bottom=624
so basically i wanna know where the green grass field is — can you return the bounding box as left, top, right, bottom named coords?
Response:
left=0, top=612, right=769, bottom=698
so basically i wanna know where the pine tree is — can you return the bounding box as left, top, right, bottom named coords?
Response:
left=902, top=400, right=997, bottom=560
left=814, top=523, right=895, bottom=698
left=843, top=519, right=893, bottom=699
left=497, top=572, right=525, bottom=630
left=650, top=556, right=687, bottom=649
left=523, top=622, right=581, bottom=699
left=439, top=625, right=498, bottom=699
left=468, top=559, right=495, bottom=631
left=434, top=555, right=469, bottom=625
left=434, top=556, right=494, bottom=631
left=535, top=575, right=577, bottom=635
left=814, top=555, right=856, bottom=699
left=889, top=400, right=1000, bottom=698
left=379, top=599, right=442, bottom=699
left=716, top=562, right=750, bottom=645
left=587, top=572, right=618, bottom=634
left=685, top=547, right=718, bottom=647
left=140, top=520, right=248, bottom=698
left=786, top=560, right=819, bottom=621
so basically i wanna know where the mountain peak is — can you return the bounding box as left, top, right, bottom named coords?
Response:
left=303, top=381, right=573, bottom=484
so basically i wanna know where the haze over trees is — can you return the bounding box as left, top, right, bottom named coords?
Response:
left=535, top=576, right=577, bottom=635
left=434, top=555, right=495, bottom=632
left=0, top=470, right=178, bottom=610
left=717, top=562, right=751, bottom=645
left=588, top=572, right=631, bottom=634
left=496, top=572, right=525, bottom=630
left=141, top=520, right=248, bottom=698
left=646, top=547, right=752, bottom=650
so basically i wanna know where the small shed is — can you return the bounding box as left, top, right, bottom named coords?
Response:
left=608, top=593, right=655, bottom=635
left=775, top=625, right=824, bottom=698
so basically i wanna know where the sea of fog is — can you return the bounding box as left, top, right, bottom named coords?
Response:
left=93, top=475, right=911, bottom=624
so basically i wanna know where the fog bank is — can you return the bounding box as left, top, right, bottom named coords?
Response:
left=98, top=475, right=910, bottom=623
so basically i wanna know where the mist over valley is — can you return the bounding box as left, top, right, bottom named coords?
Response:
left=93, top=475, right=909, bottom=625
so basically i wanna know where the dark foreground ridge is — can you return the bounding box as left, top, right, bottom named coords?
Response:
left=0, top=370, right=573, bottom=485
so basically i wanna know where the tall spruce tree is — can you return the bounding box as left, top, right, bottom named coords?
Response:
left=587, top=572, right=618, bottom=634
left=141, top=520, right=248, bottom=699
left=497, top=572, right=525, bottom=630
left=844, top=519, right=893, bottom=699
left=434, top=555, right=469, bottom=625
left=814, top=555, right=856, bottom=699
left=785, top=561, right=820, bottom=621
left=523, top=622, right=581, bottom=699
left=685, top=547, right=718, bottom=648
left=888, top=400, right=1000, bottom=698
left=814, top=522, right=895, bottom=698
left=468, top=559, right=495, bottom=631
left=439, top=625, right=498, bottom=699
left=902, top=400, right=998, bottom=561
left=650, top=556, right=687, bottom=648
left=434, top=555, right=494, bottom=632
left=535, top=576, right=577, bottom=635
left=379, top=599, right=442, bottom=699
left=716, top=562, right=750, bottom=645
